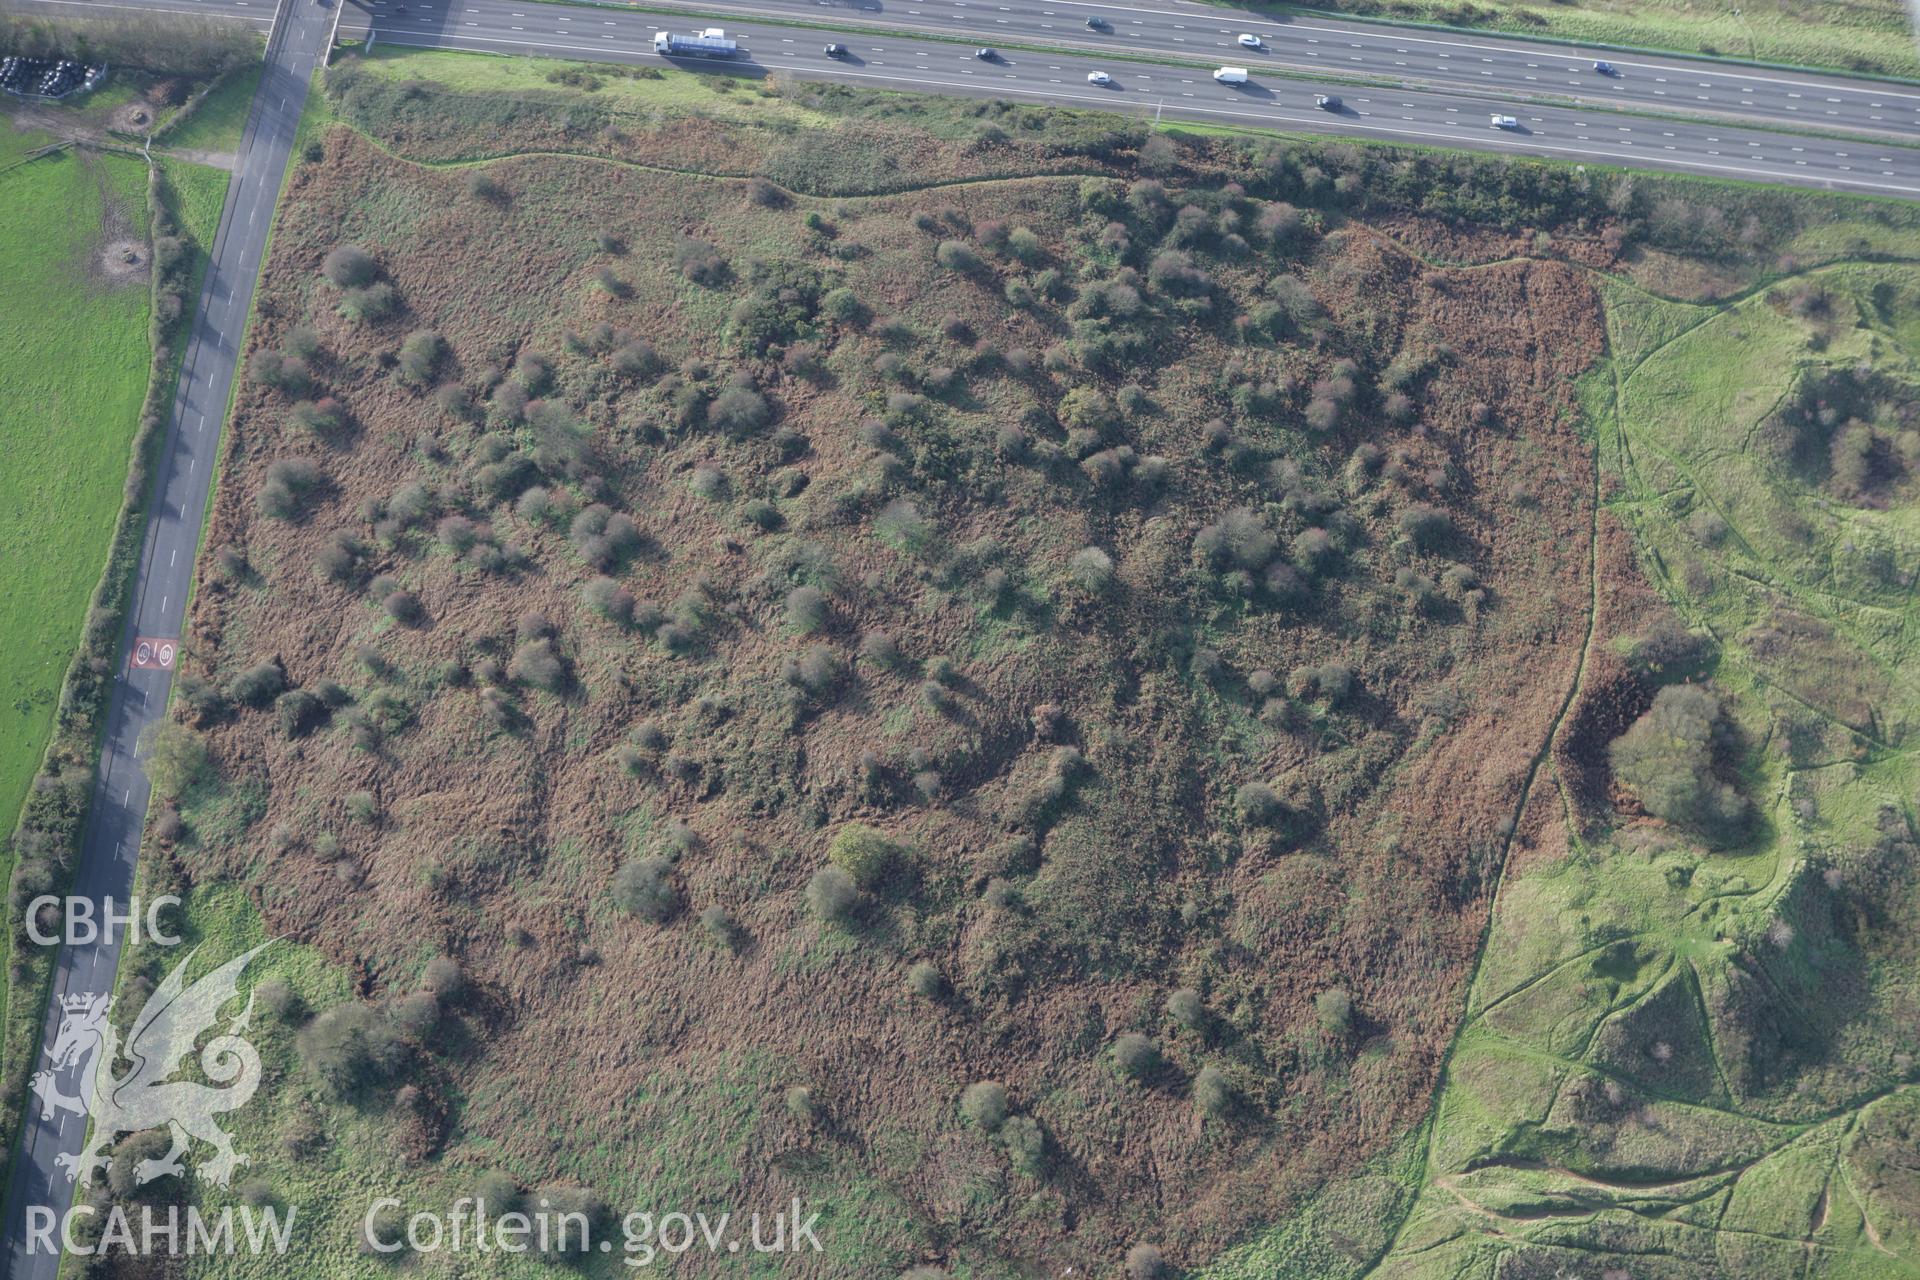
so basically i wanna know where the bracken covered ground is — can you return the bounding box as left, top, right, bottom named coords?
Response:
left=151, top=84, right=1619, bottom=1276
left=108, top=53, right=1920, bottom=1280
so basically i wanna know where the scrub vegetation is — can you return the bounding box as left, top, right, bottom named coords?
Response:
left=123, top=48, right=1920, bottom=1279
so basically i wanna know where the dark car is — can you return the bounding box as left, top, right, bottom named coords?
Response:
left=825, top=43, right=848, bottom=57
left=1315, top=93, right=1341, bottom=110
left=1592, top=59, right=1617, bottom=75
left=1085, top=16, right=1108, bottom=29
left=975, top=47, right=996, bottom=60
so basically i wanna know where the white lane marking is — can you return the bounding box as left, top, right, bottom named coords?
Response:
left=324, top=22, right=1915, bottom=189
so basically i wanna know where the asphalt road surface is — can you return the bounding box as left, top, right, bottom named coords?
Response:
left=22, top=0, right=1920, bottom=144
left=317, top=2, right=1920, bottom=194
left=13, top=0, right=1920, bottom=190
left=0, top=0, right=330, bottom=1272
left=452, top=0, right=1920, bottom=140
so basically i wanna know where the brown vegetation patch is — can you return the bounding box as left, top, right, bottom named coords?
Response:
left=176, top=121, right=1611, bottom=1271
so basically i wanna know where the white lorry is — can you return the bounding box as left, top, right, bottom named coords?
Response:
left=653, top=28, right=739, bottom=58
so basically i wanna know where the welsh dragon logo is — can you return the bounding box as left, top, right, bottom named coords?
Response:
left=29, top=944, right=271, bottom=1188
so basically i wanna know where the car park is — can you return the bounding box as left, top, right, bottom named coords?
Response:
left=1237, top=33, right=1263, bottom=49
left=1490, top=113, right=1519, bottom=128
left=1087, top=70, right=1113, bottom=84
left=1315, top=93, right=1341, bottom=110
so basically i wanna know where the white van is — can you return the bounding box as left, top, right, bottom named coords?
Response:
left=1213, top=66, right=1249, bottom=83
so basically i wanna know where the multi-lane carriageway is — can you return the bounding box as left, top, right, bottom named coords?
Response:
left=180, top=0, right=1920, bottom=196
left=22, top=0, right=1920, bottom=192
left=34, top=0, right=1920, bottom=143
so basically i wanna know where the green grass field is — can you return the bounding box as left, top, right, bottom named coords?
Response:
left=1363, top=250, right=1920, bottom=1280
left=0, top=127, right=153, bottom=839
left=165, top=64, right=262, bottom=157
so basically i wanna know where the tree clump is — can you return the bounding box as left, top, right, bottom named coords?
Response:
left=1609, top=684, right=1750, bottom=844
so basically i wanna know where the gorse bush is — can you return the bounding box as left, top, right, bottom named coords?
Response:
left=936, top=239, right=984, bottom=274
left=228, top=659, right=286, bottom=707
left=806, top=865, right=861, bottom=924
left=1067, top=546, right=1114, bottom=594
left=322, top=245, right=377, bottom=288
left=1193, top=1065, right=1234, bottom=1118
left=510, top=638, right=567, bottom=692
left=786, top=585, right=829, bottom=633
left=298, top=1002, right=410, bottom=1098
left=1167, top=987, right=1205, bottom=1031
left=907, top=960, right=946, bottom=999
left=961, top=1081, right=1010, bottom=1132
left=339, top=283, right=400, bottom=324
left=1001, top=1114, right=1046, bottom=1177
left=828, top=824, right=902, bottom=888
left=397, top=330, right=447, bottom=386
left=1314, top=987, right=1353, bottom=1034
left=614, top=857, right=679, bottom=922
left=1112, top=1032, right=1159, bottom=1079
left=1194, top=508, right=1277, bottom=573
left=583, top=576, right=636, bottom=625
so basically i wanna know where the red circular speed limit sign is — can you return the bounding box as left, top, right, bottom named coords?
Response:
left=130, top=637, right=178, bottom=671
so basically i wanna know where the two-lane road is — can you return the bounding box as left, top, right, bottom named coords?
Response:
left=0, top=0, right=333, bottom=1274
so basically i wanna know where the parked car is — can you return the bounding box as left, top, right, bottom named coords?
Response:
left=1237, top=32, right=1263, bottom=48
left=975, top=47, right=996, bottom=59
left=824, top=43, right=848, bottom=57
left=1490, top=113, right=1519, bottom=128
left=1315, top=93, right=1341, bottom=110
left=1592, top=59, right=1616, bottom=75
left=1087, top=69, right=1113, bottom=84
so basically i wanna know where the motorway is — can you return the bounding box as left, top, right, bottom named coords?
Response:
left=21, top=0, right=1920, bottom=144
left=314, top=0, right=1920, bottom=194
left=14, top=0, right=1920, bottom=192
left=0, top=0, right=331, bottom=1274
